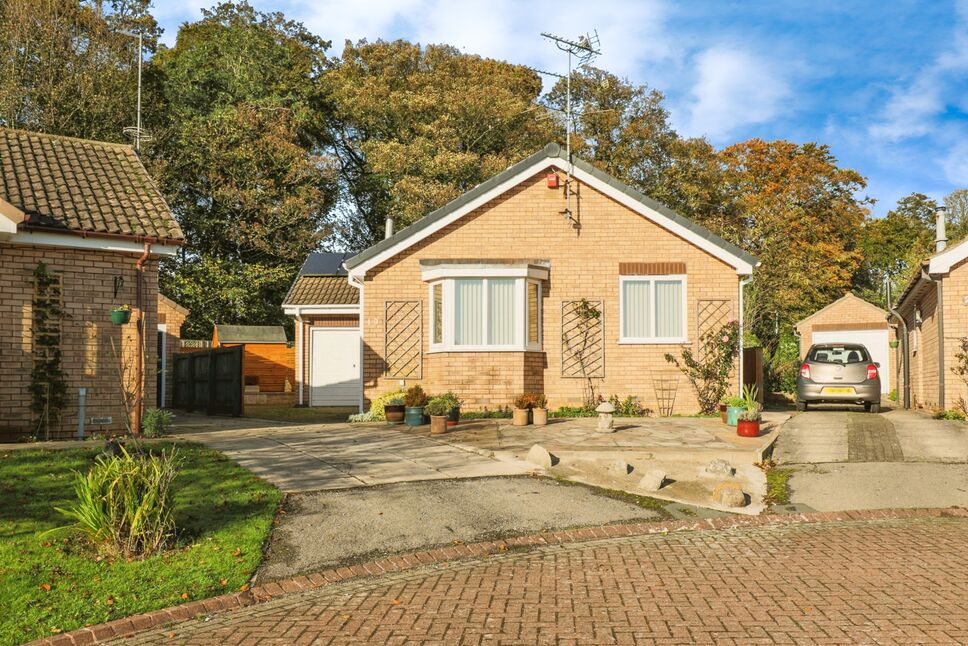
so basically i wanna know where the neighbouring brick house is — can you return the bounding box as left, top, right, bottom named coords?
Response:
left=296, top=143, right=758, bottom=414
left=794, top=292, right=895, bottom=396
left=0, top=128, right=183, bottom=440
left=282, top=252, right=360, bottom=407
left=157, top=294, right=189, bottom=408
left=894, top=229, right=968, bottom=410
left=212, top=324, right=296, bottom=407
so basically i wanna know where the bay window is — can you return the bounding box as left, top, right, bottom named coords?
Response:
left=425, top=264, right=546, bottom=352
left=619, top=275, right=687, bottom=343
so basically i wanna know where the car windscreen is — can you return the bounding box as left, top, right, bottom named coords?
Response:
left=807, top=345, right=871, bottom=364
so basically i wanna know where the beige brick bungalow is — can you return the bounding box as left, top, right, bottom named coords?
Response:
left=295, top=144, right=759, bottom=415
left=0, top=128, right=183, bottom=440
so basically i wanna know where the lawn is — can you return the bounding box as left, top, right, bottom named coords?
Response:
left=244, top=405, right=356, bottom=424
left=0, top=442, right=282, bottom=645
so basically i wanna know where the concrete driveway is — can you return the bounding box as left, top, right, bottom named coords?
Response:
left=173, top=420, right=530, bottom=493
left=772, top=407, right=968, bottom=511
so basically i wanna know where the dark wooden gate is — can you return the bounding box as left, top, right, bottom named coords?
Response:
left=172, top=346, right=243, bottom=416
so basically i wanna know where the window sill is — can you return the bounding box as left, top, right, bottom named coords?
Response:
left=618, top=339, right=691, bottom=345
left=428, top=346, right=544, bottom=354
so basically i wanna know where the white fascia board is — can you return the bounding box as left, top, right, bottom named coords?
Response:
left=928, top=240, right=968, bottom=275
left=9, top=230, right=180, bottom=256
left=420, top=264, right=550, bottom=281
left=283, top=305, right=360, bottom=316
left=567, top=166, right=755, bottom=275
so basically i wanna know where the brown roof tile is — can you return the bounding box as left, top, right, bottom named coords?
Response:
left=283, top=276, right=359, bottom=306
left=0, top=128, right=183, bottom=241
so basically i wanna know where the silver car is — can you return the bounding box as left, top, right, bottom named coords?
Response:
left=796, top=343, right=881, bottom=412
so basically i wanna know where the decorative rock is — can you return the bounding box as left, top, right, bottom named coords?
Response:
left=705, top=459, right=734, bottom=477
left=595, top=402, right=615, bottom=431
left=607, top=458, right=631, bottom=476
left=638, top=469, right=666, bottom=491
left=712, top=482, right=748, bottom=507
left=526, top=444, right=554, bottom=469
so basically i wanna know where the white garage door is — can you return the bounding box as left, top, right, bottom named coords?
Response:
left=811, top=329, right=890, bottom=394
left=309, top=328, right=361, bottom=406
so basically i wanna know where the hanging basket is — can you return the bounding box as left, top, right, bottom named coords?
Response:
left=110, top=309, right=131, bottom=325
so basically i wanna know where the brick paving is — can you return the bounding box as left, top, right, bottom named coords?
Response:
left=847, top=412, right=904, bottom=462
left=112, top=514, right=968, bottom=645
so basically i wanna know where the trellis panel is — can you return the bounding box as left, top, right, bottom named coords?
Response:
left=561, top=300, right=605, bottom=378
left=697, top=299, right=732, bottom=353
left=384, top=301, right=422, bottom=379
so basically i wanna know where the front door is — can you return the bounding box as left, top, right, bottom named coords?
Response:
left=309, top=328, right=361, bottom=406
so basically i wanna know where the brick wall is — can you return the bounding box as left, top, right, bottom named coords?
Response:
left=0, top=241, right=159, bottom=440
left=359, top=170, right=742, bottom=414
left=297, top=314, right=359, bottom=404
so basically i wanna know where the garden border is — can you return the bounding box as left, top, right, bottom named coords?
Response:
left=27, top=506, right=968, bottom=646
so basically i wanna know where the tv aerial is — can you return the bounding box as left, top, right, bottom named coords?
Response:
left=537, top=30, right=601, bottom=222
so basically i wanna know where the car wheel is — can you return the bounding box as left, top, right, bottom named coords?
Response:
left=869, top=403, right=881, bottom=414
left=795, top=401, right=806, bottom=412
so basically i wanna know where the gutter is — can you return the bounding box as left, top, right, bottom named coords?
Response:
left=922, top=268, right=945, bottom=408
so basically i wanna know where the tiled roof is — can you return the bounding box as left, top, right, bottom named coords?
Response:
left=283, top=276, right=359, bottom=306
left=0, top=128, right=183, bottom=241
left=216, top=325, right=288, bottom=344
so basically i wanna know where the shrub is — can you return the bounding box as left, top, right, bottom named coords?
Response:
left=368, top=390, right=407, bottom=420
left=142, top=408, right=174, bottom=438
left=607, top=394, right=650, bottom=417
left=513, top=393, right=534, bottom=409
left=664, top=321, right=739, bottom=414
left=725, top=395, right=746, bottom=408
left=532, top=393, right=548, bottom=409
left=550, top=406, right=597, bottom=418
left=424, top=397, right=451, bottom=416
left=404, top=385, right=428, bottom=407
left=934, top=408, right=966, bottom=421
left=53, top=445, right=179, bottom=558
left=348, top=411, right=377, bottom=423
left=460, top=408, right=512, bottom=419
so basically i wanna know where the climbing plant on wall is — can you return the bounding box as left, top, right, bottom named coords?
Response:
left=30, top=262, right=67, bottom=439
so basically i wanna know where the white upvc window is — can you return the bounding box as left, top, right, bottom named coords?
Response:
left=619, top=274, right=688, bottom=344
left=429, top=277, right=542, bottom=352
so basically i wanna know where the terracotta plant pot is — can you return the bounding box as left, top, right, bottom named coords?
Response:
left=512, top=408, right=530, bottom=426
left=405, top=406, right=425, bottom=426
left=430, top=415, right=448, bottom=434
left=384, top=404, right=405, bottom=425
left=447, top=407, right=460, bottom=428
left=736, top=419, right=761, bottom=437
left=532, top=408, right=548, bottom=426
left=719, top=404, right=728, bottom=424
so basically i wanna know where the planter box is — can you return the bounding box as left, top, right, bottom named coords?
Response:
left=385, top=404, right=405, bottom=425
left=726, top=406, right=745, bottom=427
left=405, top=406, right=426, bottom=426
left=430, top=415, right=448, bottom=434
left=737, top=419, right=761, bottom=437
left=110, top=309, right=131, bottom=325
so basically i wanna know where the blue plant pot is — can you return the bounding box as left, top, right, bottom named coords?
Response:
left=726, top=406, right=745, bottom=427
left=405, top=406, right=426, bottom=426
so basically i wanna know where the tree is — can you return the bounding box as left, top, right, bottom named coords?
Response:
left=0, top=0, right=160, bottom=141
left=327, top=40, right=552, bottom=248
left=148, top=2, right=336, bottom=337
left=719, top=139, right=870, bottom=354
left=854, top=192, right=938, bottom=306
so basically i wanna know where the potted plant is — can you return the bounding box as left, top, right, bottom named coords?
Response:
left=404, top=385, right=428, bottom=426
left=718, top=400, right=729, bottom=424
left=725, top=395, right=746, bottom=426
left=384, top=397, right=406, bottom=425
left=532, top=393, right=548, bottom=426
left=737, top=403, right=762, bottom=437
left=111, top=304, right=132, bottom=325
left=436, top=391, right=462, bottom=427
left=512, top=393, right=533, bottom=426
left=425, top=396, right=450, bottom=434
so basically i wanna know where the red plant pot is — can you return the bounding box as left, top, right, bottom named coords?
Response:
left=736, top=420, right=760, bottom=437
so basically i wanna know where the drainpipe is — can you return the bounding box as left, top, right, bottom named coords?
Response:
left=738, top=276, right=752, bottom=396
left=295, top=310, right=304, bottom=406
left=133, top=242, right=150, bottom=434
left=886, top=304, right=911, bottom=410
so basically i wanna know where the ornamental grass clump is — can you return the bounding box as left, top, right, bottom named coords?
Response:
left=54, top=444, right=179, bottom=558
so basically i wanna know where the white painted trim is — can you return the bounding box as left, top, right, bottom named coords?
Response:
left=347, top=158, right=755, bottom=277
left=420, top=263, right=549, bottom=281
left=307, top=326, right=363, bottom=408
left=618, top=274, right=689, bottom=344
left=283, top=305, right=360, bottom=316
left=8, top=230, right=180, bottom=256
left=928, top=238, right=968, bottom=274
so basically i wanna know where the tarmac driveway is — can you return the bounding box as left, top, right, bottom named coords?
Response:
left=175, top=421, right=531, bottom=493
left=772, top=407, right=968, bottom=511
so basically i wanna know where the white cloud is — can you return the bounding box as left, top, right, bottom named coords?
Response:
left=677, top=46, right=790, bottom=142
left=943, top=138, right=968, bottom=185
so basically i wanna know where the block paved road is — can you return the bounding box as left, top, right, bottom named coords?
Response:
left=114, top=514, right=968, bottom=645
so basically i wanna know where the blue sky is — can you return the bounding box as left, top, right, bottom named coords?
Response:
left=153, top=0, right=968, bottom=217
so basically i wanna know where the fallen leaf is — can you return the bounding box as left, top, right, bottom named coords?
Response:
left=240, top=584, right=250, bottom=592
left=39, top=583, right=51, bottom=592
left=180, top=593, right=189, bottom=600
left=220, top=579, right=228, bottom=586
left=391, top=599, right=401, bottom=605
left=232, top=548, right=242, bottom=557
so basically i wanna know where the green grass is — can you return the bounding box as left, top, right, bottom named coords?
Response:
left=245, top=405, right=356, bottom=424
left=551, top=476, right=671, bottom=517
left=764, top=468, right=794, bottom=506
left=0, top=443, right=281, bottom=645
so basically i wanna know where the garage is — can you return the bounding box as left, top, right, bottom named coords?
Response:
left=794, top=293, right=894, bottom=395
left=309, top=328, right=361, bottom=406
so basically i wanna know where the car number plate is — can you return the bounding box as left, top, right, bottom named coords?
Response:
left=822, top=386, right=855, bottom=395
